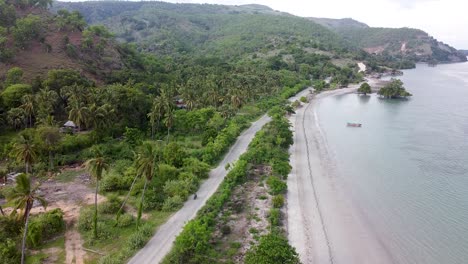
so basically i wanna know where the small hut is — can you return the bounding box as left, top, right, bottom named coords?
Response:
left=60, top=120, right=78, bottom=133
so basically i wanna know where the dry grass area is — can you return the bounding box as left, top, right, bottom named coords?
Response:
left=211, top=165, right=273, bottom=263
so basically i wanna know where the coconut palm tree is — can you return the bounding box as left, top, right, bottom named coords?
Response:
left=68, top=99, right=89, bottom=131
left=12, top=135, right=37, bottom=174
left=7, top=173, right=47, bottom=264
left=7, top=107, right=26, bottom=131
left=163, top=108, right=174, bottom=142
left=21, top=94, right=35, bottom=128
left=35, top=88, right=58, bottom=123
left=134, top=143, right=157, bottom=228
left=84, top=149, right=109, bottom=238
left=37, top=126, right=61, bottom=171
left=148, top=95, right=165, bottom=140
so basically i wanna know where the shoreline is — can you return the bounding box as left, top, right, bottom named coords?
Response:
left=287, top=78, right=394, bottom=264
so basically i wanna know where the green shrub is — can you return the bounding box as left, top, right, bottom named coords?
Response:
left=182, top=157, right=210, bottom=179
left=128, top=223, right=153, bottom=250
left=127, top=232, right=146, bottom=250
left=78, top=207, right=94, bottom=232
left=162, top=195, right=184, bottom=212
left=163, top=142, right=187, bottom=168
left=291, top=100, right=301, bottom=108
left=27, top=208, right=65, bottom=248
left=266, top=176, right=287, bottom=195
left=272, top=160, right=292, bottom=178
left=59, top=134, right=93, bottom=153
left=1, top=83, right=32, bottom=108
left=0, top=238, right=20, bottom=264
left=96, top=222, right=114, bottom=240
left=221, top=225, right=231, bottom=235
left=99, top=195, right=122, bottom=214
left=300, top=96, right=308, bottom=103
left=164, top=180, right=190, bottom=200
left=245, top=232, right=300, bottom=264
left=117, top=214, right=134, bottom=228
left=268, top=209, right=281, bottom=226
left=65, top=43, right=78, bottom=58
left=272, top=195, right=284, bottom=208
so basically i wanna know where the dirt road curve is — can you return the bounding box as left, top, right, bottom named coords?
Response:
left=287, top=87, right=395, bottom=264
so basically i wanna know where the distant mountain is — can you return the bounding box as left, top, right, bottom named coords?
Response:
left=460, top=50, right=468, bottom=56
left=308, top=17, right=369, bottom=30
left=0, top=0, right=139, bottom=82
left=310, top=17, right=467, bottom=63
left=52, top=1, right=355, bottom=59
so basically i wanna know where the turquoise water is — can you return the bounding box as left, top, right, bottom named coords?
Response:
left=317, top=62, right=468, bottom=264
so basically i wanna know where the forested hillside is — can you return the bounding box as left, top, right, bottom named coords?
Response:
left=53, top=1, right=357, bottom=59
left=310, top=17, right=467, bottom=64
left=0, top=0, right=145, bottom=82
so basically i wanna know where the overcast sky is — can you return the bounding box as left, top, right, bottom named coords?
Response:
left=163, top=0, right=468, bottom=49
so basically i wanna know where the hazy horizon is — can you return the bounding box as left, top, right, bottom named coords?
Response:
left=60, top=0, right=467, bottom=49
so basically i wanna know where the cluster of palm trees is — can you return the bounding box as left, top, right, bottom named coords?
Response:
left=6, top=87, right=57, bottom=130
left=176, top=68, right=282, bottom=114
left=6, top=84, right=116, bottom=133
left=2, top=134, right=47, bottom=264
left=64, top=84, right=116, bottom=132
left=148, top=88, right=174, bottom=140
left=84, top=142, right=159, bottom=239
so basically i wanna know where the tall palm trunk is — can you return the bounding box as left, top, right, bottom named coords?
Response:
left=115, top=174, right=139, bottom=223
left=94, top=180, right=99, bottom=238
left=167, top=128, right=170, bottom=143
left=0, top=205, right=4, bottom=216
left=137, top=179, right=148, bottom=229
left=25, top=162, right=29, bottom=174
left=21, top=202, right=32, bottom=264
left=48, top=150, right=53, bottom=171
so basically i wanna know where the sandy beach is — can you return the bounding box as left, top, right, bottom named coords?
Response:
left=287, top=79, right=395, bottom=264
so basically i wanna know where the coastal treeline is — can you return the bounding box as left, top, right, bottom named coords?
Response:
left=0, top=1, right=369, bottom=263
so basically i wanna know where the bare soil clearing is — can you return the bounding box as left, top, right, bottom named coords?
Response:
left=4, top=165, right=107, bottom=264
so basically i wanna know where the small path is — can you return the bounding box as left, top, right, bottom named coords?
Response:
left=65, top=228, right=85, bottom=264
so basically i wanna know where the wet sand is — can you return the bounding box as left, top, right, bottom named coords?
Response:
left=287, top=80, right=395, bottom=264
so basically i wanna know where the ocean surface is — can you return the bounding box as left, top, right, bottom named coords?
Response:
left=317, top=62, right=468, bottom=264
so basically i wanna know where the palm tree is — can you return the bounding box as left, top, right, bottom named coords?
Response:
left=21, top=94, right=35, bottom=128
left=148, top=96, right=165, bottom=140
left=164, top=109, right=174, bottom=142
left=7, top=107, right=26, bottom=131
left=12, top=135, right=37, bottom=174
left=68, top=99, right=89, bottom=131
left=134, top=143, right=157, bottom=228
left=89, top=103, right=115, bottom=131
left=37, top=126, right=61, bottom=171
left=7, top=173, right=47, bottom=264
left=35, top=88, right=58, bottom=122
left=84, top=149, right=109, bottom=238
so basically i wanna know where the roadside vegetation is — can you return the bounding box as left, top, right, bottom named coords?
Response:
left=0, top=1, right=373, bottom=263
left=163, top=104, right=300, bottom=264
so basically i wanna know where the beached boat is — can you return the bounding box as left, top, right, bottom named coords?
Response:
left=347, top=122, right=362, bottom=127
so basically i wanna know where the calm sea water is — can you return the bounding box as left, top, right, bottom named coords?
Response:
left=317, top=62, right=468, bottom=264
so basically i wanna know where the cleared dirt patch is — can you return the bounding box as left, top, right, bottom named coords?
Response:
left=211, top=165, right=272, bottom=263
